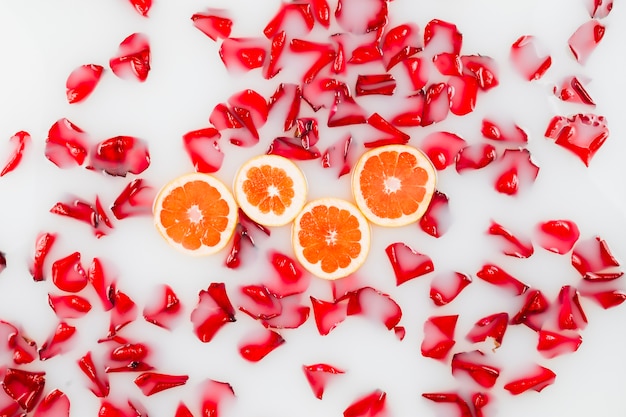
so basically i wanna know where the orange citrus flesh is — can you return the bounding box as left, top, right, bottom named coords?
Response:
left=153, top=172, right=238, bottom=256
left=352, top=144, right=437, bottom=227
left=234, top=154, right=307, bottom=227
left=292, top=198, right=370, bottom=280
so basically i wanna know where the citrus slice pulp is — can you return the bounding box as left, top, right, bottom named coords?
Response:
left=153, top=172, right=238, bottom=256
left=352, top=144, right=437, bottom=227
left=233, top=154, right=307, bottom=227
left=292, top=198, right=370, bottom=280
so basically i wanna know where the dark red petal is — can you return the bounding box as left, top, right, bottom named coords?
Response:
left=38, top=322, right=76, bottom=361
left=109, top=33, right=151, bottom=82
left=510, top=289, right=550, bottom=331
left=481, top=118, right=528, bottom=143
left=1, top=131, right=30, bottom=177
left=466, top=313, right=508, bottom=347
left=385, top=242, right=434, bottom=286
left=182, top=127, right=223, bottom=173
left=420, top=131, right=466, bottom=170
left=503, top=365, right=556, bottom=395
left=424, top=19, right=462, bottom=55
left=310, top=296, right=349, bottom=335
left=2, top=368, right=46, bottom=412
left=264, top=3, right=314, bottom=39
left=50, top=199, right=107, bottom=236
left=108, top=290, right=138, bottom=336
left=557, top=285, right=588, bottom=331
left=302, top=363, right=345, bottom=399
left=220, top=37, right=268, bottom=72
left=191, top=283, right=236, bottom=343
left=134, top=372, right=188, bottom=396
left=343, top=389, right=387, bottom=417
left=455, top=143, right=497, bottom=173
left=487, top=220, right=534, bottom=258
left=66, top=64, right=104, bottom=104
left=587, top=0, right=613, bottom=18
left=264, top=251, right=310, bottom=298
left=448, top=74, right=478, bottom=116
left=422, top=392, right=472, bottom=417
left=87, top=136, right=150, bottom=177
left=461, top=55, right=499, bottom=90
left=535, top=219, right=580, bottom=254
left=238, top=285, right=282, bottom=320
left=198, top=379, right=235, bottom=417
left=476, top=264, right=529, bottom=295
left=143, top=284, right=182, bottom=330
left=355, top=74, right=396, bottom=96
left=554, top=76, right=595, bottom=106
left=571, top=236, right=622, bottom=280
left=110, top=178, right=154, bottom=219
left=545, top=113, right=609, bottom=166
left=45, top=118, right=89, bottom=168
left=421, top=315, right=458, bottom=360
left=88, top=258, right=115, bottom=311
left=537, top=330, right=582, bottom=358
left=228, top=89, right=269, bottom=127
left=128, top=0, right=151, bottom=16
left=335, top=0, right=387, bottom=34
left=238, top=329, right=285, bottom=362
left=493, top=148, right=539, bottom=196
left=29, top=232, right=56, bottom=282
left=568, top=20, right=605, bottom=64
left=422, top=83, right=450, bottom=126
left=48, top=294, right=91, bottom=319
left=364, top=113, right=410, bottom=148
left=78, top=352, right=110, bottom=397
left=51, top=252, right=88, bottom=293
left=267, top=137, right=321, bottom=160
left=510, top=35, right=551, bottom=81
left=429, top=271, right=472, bottom=306
left=328, top=88, right=368, bottom=127
left=345, top=287, right=402, bottom=330
left=419, top=191, right=451, bottom=238
left=322, top=134, right=355, bottom=178
left=191, top=9, right=232, bottom=41
left=268, top=83, right=302, bottom=132
left=451, top=351, right=500, bottom=388
left=32, top=389, right=69, bottom=417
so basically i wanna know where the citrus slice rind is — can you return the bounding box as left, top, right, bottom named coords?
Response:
left=352, top=144, right=437, bottom=227
left=153, top=172, right=238, bottom=256
left=292, top=198, right=371, bottom=280
left=233, top=154, right=308, bottom=227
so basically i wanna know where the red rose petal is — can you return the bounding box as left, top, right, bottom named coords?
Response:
left=32, top=389, right=69, bottom=417
left=51, top=252, right=88, bottom=293
left=421, top=315, right=458, bottom=360
left=66, top=64, right=104, bottom=104
left=343, top=389, right=387, bottom=417
left=48, top=294, right=92, bottom=319
left=571, top=236, right=623, bottom=280
left=127, top=0, right=151, bottom=16
left=182, top=128, right=223, bottom=173
left=557, top=285, right=588, bottom=331
left=322, top=134, right=355, bottom=178
left=238, top=328, right=285, bottom=362
left=191, top=283, right=236, bottom=343
left=481, top=118, right=528, bottom=143
left=510, top=289, right=550, bottom=331
left=493, top=148, right=539, bottom=196
left=335, top=0, right=387, bottom=34
left=264, top=251, right=310, bottom=298
left=419, top=191, right=452, bottom=238
left=422, top=83, right=450, bottom=126
left=553, top=76, right=595, bottom=106
left=386, top=243, right=435, bottom=286
left=429, top=271, right=472, bottom=306
left=422, top=392, right=472, bottom=417
left=455, top=143, right=497, bottom=173
left=545, top=113, right=609, bottom=166
left=461, top=54, right=499, bottom=90
left=302, top=363, right=345, bottom=399
left=510, top=35, right=551, bottom=81
left=198, top=379, right=235, bottom=417
left=535, top=219, right=580, bottom=255
left=110, top=178, right=154, bottom=219
left=345, top=287, right=402, bottom=330
left=134, top=372, right=189, bottom=396
left=77, top=351, right=110, bottom=398
left=587, top=0, right=613, bottom=18
left=191, top=9, right=233, bottom=41
left=87, top=136, right=150, bottom=177
left=487, top=220, right=534, bottom=258
left=451, top=350, right=500, bottom=388
left=2, top=368, right=45, bottom=412
left=537, top=330, right=583, bottom=358
left=364, top=113, right=410, bottom=148
left=29, top=232, right=56, bottom=282
left=310, top=296, right=349, bottom=335
left=264, top=2, right=314, bottom=39
left=38, top=322, right=77, bottom=361
left=45, top=118, right=89, bottom=168
left=143, top=285, right=182, bottom=330
left=504, top=365, right=556, bottom=395
left=0, top=131, right=30, bottom=177
left=355, top=74, right=396, bottom=96
left=466, top=312, right=509, bottom=347
left=109, top=33, right=151, bottom=82
left=568, top=20, right=605, bottom=64
left=420, top=131, right=466, bottom=170
left=448, top=74, right=479, bottom=116
left=476, top=264, right=529, bottom=295
left=87, top=258, right=115, bottom=311
left=424, top=19, right=462, bottom=56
